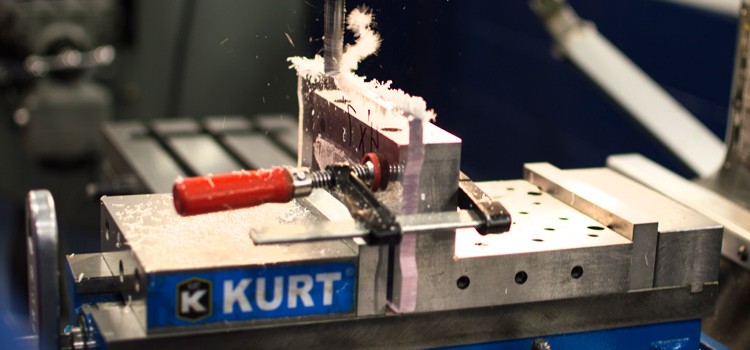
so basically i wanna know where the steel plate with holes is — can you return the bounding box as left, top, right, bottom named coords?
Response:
left=456, top=180, right=629, bottom=259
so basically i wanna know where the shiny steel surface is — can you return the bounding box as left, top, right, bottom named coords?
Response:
left=100, top=194, right=357, bottom=273
left=456, top=180, right=629, bottom=258
left=551, top=164, right=721, bottom=289
left=524, top=163, right=659, bottom=289
left=67, top=253, right=115, bottom=295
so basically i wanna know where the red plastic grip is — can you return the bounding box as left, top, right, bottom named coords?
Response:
left=172, top=167, right=294, bottom=216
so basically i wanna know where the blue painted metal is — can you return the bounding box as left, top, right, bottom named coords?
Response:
left=700, top=332, right=730, bottom=350
left=146, top=262, right=357, bottom=328
left=438, top=319, right=702, bottom=350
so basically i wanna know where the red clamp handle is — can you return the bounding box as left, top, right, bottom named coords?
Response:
left=173, top=167, right=294, bottom=216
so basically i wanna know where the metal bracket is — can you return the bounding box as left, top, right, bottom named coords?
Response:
left=458, top=172, right=512, bottom=234
left=327, top=164, right=402, bottom=245
left=250, top=170, right=512, bottom=245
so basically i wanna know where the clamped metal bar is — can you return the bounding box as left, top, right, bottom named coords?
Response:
left=326, top=164, right=402, bottom=245
left=458, top=172, right=512, bottom=234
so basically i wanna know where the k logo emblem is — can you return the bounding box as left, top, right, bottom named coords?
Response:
left=176, top=277, right=212, bottom=321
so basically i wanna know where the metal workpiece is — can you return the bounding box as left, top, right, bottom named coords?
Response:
left=300, top=88, right=462, bottom=212
left=531, top=0, right=725, bottom=178
left=299, top=84, right=462, bottom=313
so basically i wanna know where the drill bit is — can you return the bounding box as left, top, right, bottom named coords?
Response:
left=324, top=0, right=344, bottom=77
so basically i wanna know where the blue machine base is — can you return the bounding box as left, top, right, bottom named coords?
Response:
left=440, top=319, right=727, bottom=350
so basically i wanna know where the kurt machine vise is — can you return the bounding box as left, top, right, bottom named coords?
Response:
left=25, top=8, right=723, bottom=350
left=25, top=78, right=723, bottom=348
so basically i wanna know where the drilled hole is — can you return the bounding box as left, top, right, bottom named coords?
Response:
left=527, top=191, right=542, bottom=196
left=559, top=217, right=568, bottom=221
left=533, top=202, right=541, bottom=205
left=571, top=266, right=583, bottom=279
left=587, top=226, right=605, bottom=231
left=588, top=234, right=599, bottom=238
left=532, top=238, right=544, bottom=242
left=519, top=211, right=528, bottom=215
left=515, top=271, right=528, bottom=284
left=456, top=276, right=470, bottom=289
left=544, top=228, right=555, bottom=231
left=506, top=187, right=515, bottom=191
